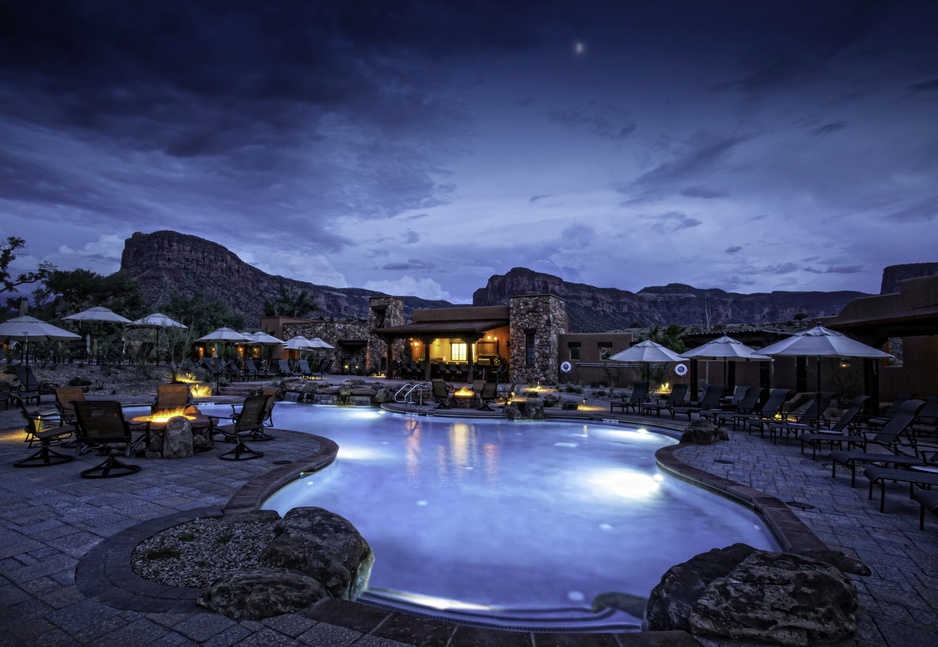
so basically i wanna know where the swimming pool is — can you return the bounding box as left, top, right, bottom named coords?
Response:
left=258, top=404, right=778, bottom=630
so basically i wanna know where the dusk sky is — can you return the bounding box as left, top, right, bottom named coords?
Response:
left=2, top=0, right=936, bottom=304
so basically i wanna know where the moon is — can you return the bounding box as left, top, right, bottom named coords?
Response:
left=574, top=41, right=585, bottom=55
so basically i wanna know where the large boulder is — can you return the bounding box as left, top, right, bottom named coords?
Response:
left=162, top=416, right=194, bottom=458
left=680, top=419, right=726, bottom=444
left=197, top=567, right=328, bottom=620
left=646, top=544, right=858, bottom=646
left=261, top=507, right=374, bottom=600
left=645, top=543, right=756, bottom=632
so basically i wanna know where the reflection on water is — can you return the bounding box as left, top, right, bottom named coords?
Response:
left=404, top=418, right=421, bottom=485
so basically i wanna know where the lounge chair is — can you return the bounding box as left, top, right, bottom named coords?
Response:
left=640, top=383, right=688, bottom=418
left=908, top=395, right=938, bottom=439
left=912, top=487, right=938, bottom=529
left=735, top=388, right=791, bottom=434
left=864, top=460, right=938, bottom=513
left=211, top=394, right=268, bottom=461
left=152, top=383, right=190, bottom=414
left=297, top=359, right=314, bottom=377
left=766, top=391, right=835, bottom=444
left=275, top=359, right=297, bottom=377
left=703, top=386, right=761, bottom=425
left=829, top=399, right=927, bottom=486
left=865, top=391, right=913, bottom=430
left=672, top=384, right=724, bottom=420
left=316, top=358, right=333, bottom=377
left=11, top=394, right=74, bottom=468
left=72, top=401, right=143, bottom=478
left=797, top=395, right=869, bottom=458
left=610, top=382, right=649, bottom=414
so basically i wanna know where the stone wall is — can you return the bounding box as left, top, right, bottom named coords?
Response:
left=509, top=294, right=568, bottom=385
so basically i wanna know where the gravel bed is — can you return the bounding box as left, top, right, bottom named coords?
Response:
left=131, top=517, right=276, bottom=588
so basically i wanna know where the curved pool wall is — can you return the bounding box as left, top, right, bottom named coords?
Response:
left=252, top=404, right=778, bottom=630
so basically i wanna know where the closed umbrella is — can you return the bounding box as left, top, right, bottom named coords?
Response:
left=609, top=339, right=686, bottom=385
left=758, top=325, right=892, bottom=430
left=681, top=335, right=772, bottom=395
left=0, top=315, right=81, bottom=367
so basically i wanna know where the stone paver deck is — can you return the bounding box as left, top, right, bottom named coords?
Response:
left=0, top=389, right=935, bottom=646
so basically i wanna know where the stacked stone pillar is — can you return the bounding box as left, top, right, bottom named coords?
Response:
left=508, top=294, right=568, bottom=386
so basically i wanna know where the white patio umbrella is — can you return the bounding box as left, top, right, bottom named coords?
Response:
left=131, top=313, right=187, bottom=329
left=241, top=330, right=284, bottom=363
left=307, top=337, right=334, bottom=349
left=758, top=325, right=893, bottom=430
left=282, top=335, right=316, bottom=350
left=0, top=315, right=81, bottom=367
left=609, top=339, right=686, bottom=384
left=681, top=335, right=772, bottom=395
left=196, top=327, right=252, bottom=360
left=129, top=313, right=188, bottom=363
left=63, top=306, right=132, bottom=324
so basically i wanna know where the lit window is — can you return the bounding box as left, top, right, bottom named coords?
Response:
left=451, top=342, right=467, bottom=361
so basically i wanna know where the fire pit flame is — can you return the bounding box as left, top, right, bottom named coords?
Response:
left=134, top=407, right=196, bottom=424
left=453, top=387, right=474, bottom=398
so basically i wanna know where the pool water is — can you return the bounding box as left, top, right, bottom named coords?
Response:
left=259, top=405, right=778, bottom=629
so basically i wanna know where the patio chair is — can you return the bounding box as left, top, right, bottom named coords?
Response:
left=498, top=383, right=517, bottom=406
left=72, top=401, right=143, bottom=478
left=672, top=384, right=723, bottom=420
left=640, top=383, right=688, bottom=418
left=12, top=365, right=46, bottom=404
left=54, top=386, right=85, bottom=427
left=431, top=379, right=451, bottom=408
left=610, top=381, right=649, bottom=414
left=478, top=381, right=498, bottom=410
left=829, top=399, right=927, bottom=486
left=317, top=358, right=333, bottom=377
left=797, top=395, right=869, bottom=458
left=11, top=394, right=74, bottom=468
left=766, top=391, right=835, bottom=444
left=211, top=394, right=268, bottom=461
left=152, top=383, right=190, bottom=414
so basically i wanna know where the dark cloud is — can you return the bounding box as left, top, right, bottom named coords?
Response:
left=885, top=194, right=938, bottom=222
left=649, top=212, right=702, bottom=234
left=681, top=186, right=729, bottom=199
left=724, top=245, right=743, bottom=255
left=763, top=263, right=800, bottom=275
left=620, top=134, right=749, bottom=204
left=804, top=265, right=864, bottom=274
left=909, top=78, right=938, bottom=92
left=382, top=259, right=437, bottom=271
left=529, top=194, right=552, bottom=204
left=548, top=101, right=637, bottom=140
left=811, top=122, right=847, bottom=137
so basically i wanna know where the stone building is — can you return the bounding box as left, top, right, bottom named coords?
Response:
left=263, top=294, right=574, bottom=384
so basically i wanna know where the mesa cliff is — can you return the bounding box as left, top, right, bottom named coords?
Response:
left=472, top=267, right=869, bottom=332
left=119, top=231, right=450, bottom=328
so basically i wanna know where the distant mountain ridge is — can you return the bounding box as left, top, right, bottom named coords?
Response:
left=472, top=267, right=870, bottom=332
left=119, top=231, right=451, bottom=328
left=120, top=231, right=889, bottom=332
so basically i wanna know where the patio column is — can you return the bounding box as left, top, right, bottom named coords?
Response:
left=420, top=336, right=434, bottom=381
